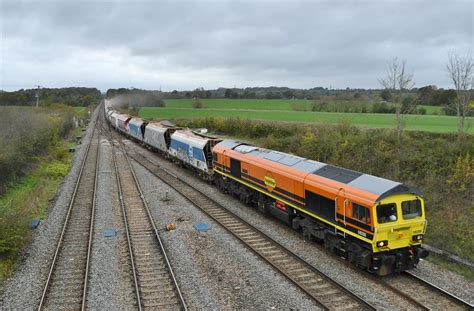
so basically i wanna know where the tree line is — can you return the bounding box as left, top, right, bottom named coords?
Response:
left=0, top=87, right=101, bottom=107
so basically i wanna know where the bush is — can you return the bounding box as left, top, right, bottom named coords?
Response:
left=45, top=160, right=70, bottom=177
left=0, top=200, right=29, bottom=254
left=447, top=153, right=474, bottom=194
left=372, top=101, right=396, bottom=114
left=0, top=106, right=74, bottom=195
left=291, top=103, right=307, bottom=111
left=192, top=98, right=203, bottom=108
left=443, top=106, right=457, bottom=116
left=417, top=107, right=427, bottom=115
left=311, top=101, right=329, bottom=111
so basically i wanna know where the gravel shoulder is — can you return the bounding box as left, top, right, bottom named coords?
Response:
left=130, top=151, right=318, bottom=310
left=86, top=137, right=121, bottom=310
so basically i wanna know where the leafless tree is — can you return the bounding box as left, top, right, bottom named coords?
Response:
left=379, top=58, right=415, bottom=139
left=446, top=51, right=473, bottom=139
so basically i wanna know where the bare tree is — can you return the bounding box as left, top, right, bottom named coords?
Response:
left=446, top=51, right=473, bottom=139
left=379, top=58, right=415, bottom=139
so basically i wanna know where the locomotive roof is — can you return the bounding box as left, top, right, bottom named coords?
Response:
left=217, top=140, right=422, bottom=201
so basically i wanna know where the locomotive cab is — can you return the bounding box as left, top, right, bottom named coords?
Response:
left=371, top=194, right=429, bottom=275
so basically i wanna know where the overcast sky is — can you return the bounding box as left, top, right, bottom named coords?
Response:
left=0, top=0, right=472, bottom=92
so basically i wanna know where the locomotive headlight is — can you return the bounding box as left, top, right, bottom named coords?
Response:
left=377, top=240, right=388, bottom=247
left=412, top=234, right=424, bottom=241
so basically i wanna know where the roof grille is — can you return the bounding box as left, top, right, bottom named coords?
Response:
left=313, top=165, right=362, bottom=184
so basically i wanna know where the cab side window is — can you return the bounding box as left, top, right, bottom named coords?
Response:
left=353, top=203, right=370, bottom=224
left=402, top=199, right=422, bottom=219
left=377, top=203, right=397, bottom=223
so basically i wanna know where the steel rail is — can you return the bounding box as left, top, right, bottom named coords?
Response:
left=404, top=271, right=474, bottom=310
left=377, top=277, right=430, bottom=310
left=129, top=152, right=375, bottom=311
left=81, top=110, right=103, bottom=310
left=120, top=142, right=187, bottom=310
left=38, top=111, right=100, bottom=310
left=111, top=144, right=143, bottom=311
left=111, top=140, right=187, bottom=310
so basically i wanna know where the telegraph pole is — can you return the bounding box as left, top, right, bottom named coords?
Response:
left=35, top=85, right=40, bottom=108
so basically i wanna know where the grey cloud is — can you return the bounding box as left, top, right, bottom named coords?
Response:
left=1, top=0, right=472, bottom=90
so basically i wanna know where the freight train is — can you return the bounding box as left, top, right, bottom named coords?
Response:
left=104, top=100, right=429, bottom=276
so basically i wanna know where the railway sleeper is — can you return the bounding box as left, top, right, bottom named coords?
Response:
left=140, top=286, right=176, bottom=294
left=139, top=274, right=173, bottom=282
left=142, top=301, right=181, bottom=309
left=295, top=272, right=320, bottom=280
left=318, top=289, right=341, bottom=297
left=307, top=283, right=332, bottom=291
left=272, top=258, right=292, bottom=265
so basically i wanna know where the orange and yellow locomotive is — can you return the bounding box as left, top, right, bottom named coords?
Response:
left=212, top=141, right=428, bottom=276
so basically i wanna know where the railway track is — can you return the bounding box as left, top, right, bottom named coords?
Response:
left=302, top=235, right=474, bottom=310
left=111, top=141, right=187, bottom=310
left=379, top=271, right=474, bottom=310
left=128, top=152, right=375, bottom=310
left=38, top=116, right=100, bottom=310
left=405, top=271, right=474, bottom=309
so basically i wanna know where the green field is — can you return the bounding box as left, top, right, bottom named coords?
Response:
left=74, top=106, right=86, bottom=113
left=139, top=107, right=473, bottom=134
left=419, top=105, right=444, bottom=115
left=163, top=99, right=444, bottom=114
left=164, top=98, right=313, bottom=110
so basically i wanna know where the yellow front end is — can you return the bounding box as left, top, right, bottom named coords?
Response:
left=372, top=193, right=427, bottom=253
